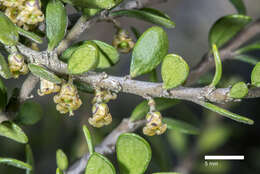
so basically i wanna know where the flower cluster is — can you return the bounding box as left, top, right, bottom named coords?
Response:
left=143, top=99, right=167, bottom=136
left=8, top=53, right=28, bottom=78
left=38, top=79, right=61, bottom=96
left=0, top=0, right=44, bottom=30
left=53, top=82, right=82, bottom=116
left=89, top=89, right=117, bottom=128
left=113, top=29, right=135, bottom=53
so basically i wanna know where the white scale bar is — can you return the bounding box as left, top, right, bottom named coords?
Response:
left=205, top=155, right=244, bottom=160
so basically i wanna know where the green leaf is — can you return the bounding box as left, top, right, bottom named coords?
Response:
left=62, top=0, right=122, bottom=9
left=130, top=98, right=179, bottom=121
left=46, top=0, right=68, bottom=51
left=60, top=42, right=83, bottom=63
left=0, top=157, right=32, bottom=170
left=25, top=144, right=34, bottom=174
left=130, top=26, right=169, bottom=77
left=200, top=101, right=254, bottom=125
left=0, top=79, right=8, bottom=111
left=235, top=42, right=260, bottom=54
left=210, top=44, right=222, bottom=87
left=68, top=41, right=99, bottom=74
left=85, top=153, right=116, bottom=174
left=229, top=81, right=248, bottom=98
left=56, top=149, right=69, bottom=171
left=82, top=8, right=102, bottom=17
left=0, top=52, right=12, bottom=79
left=28, top=64, right=62, bottom=84
left=83, top=125, right=94, bottom=155
left=16, top=26, right=43, bottom=44
left=16, top=101, right=43, bottom=125
left=251, top=62, right=260, bottom=87
left=56, top=168, right=64, bottom=174
left=73, top=80, right=94, bottom=93
left=111, top=8, right=175, bottom=28
left=209, top=14, right=252, bottom=47
left=0, top=121, right=28, bottom=143
left=163, top=118, right=199, bottom=135
left=92, top=40, right=120, bottom=69
left=0, top=12, right=19, bottom=46
left=234, top=54, right=259, bottom=65
left=116, top=133, right=151, bottom=174
left=198, top=125, right=230, bottom=152
left=130, top=26, right=141, bottom=39
left=161, top=54, right=189, bottom=89
left=229, top=0, right=246, bottom=15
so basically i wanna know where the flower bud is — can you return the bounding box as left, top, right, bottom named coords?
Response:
left=112, top=29, right=135, bottom=53
left=53, top=82, right=82, bottom=116
left=38, top=79, right=61, bottom=96
left=88, top=103, right=112, bottom=128
left=143, top=111, right=167, bottom=136
left=8, top=53, right=28, bottom=78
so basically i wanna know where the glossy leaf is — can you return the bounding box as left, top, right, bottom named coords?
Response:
left=0, top=12, right=19, bottom=46
left=200, top=101, right=254, bottom=125
left=161, top=54, right=189, bottom=89
left=235, top=55, right=258, bottom=65
left=56, top=149, right=69, bottom=171
left=25, top=144, right=34, bottom=174
left=130, top=98, right=179, bottom=121
left=229, top=0, right=246, bottom=14
left=0, top=121, right=28, bottom=143
left=111, top=8, right=175, bottom=28
left=210, top=44, right=222, bottom=87
left=16, top=26, right=43, bottom=44
left=92, top=40, right=120, bottom=69
left=0, top=157, right=32, bottom=170
left=130, top=26, right=168, bottom=77
left=85, top=153, right=116, bottom=174
left=163, top=118, right=199, bottom=135
left=0, top=79, right=8, bottom=111
left=0, top=52, right=12, bottom=79
left=16, top=101, right=43, bottom=125
left=68, top=42, right=99, bottom=74
left=209, top=14, right=252, bottom=47
left=116, top=133, right=151, bottom=174
left=62, top=0, right=122, bottom=9
left=83, top=125, right=94, bottom=155
left=235, top=42, right=260, bottom=54
left=46, top=0, right=68, bottom=51
left=229, top=82, right=248, bottom=98
left=28, top=64, right=62, bottom=84
left=251, top=62, right=260, bottom=87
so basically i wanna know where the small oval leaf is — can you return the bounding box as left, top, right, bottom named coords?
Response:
left=130, top=98, right=179, bottom=121
left=229, top=0, right=246, bottom=15
left=0, top=52, right=12, bottom=79
left=251, top=62, right=260, bottom=87
left=0, top=157, right=32, bottom=170
left=16, top=26, right=43, bottom=44
left=28, top=64, right=62, bottom=84
left=46, top=0, right=68, bottom=51
left=83, top=125, right=94, bottom=155
left=62, top=0, right=122, bottom=9
left=209, top=14, right=252, bottom=47
left=111, top=8, right=175, bottom=28
left=16, top=101, right=43, bottom=125
left=130, top=26, right=168, bottom=77
left=0, top=12, right=19, bottom=46
left=116, top=133, right=151, bottom=174
left=68, top=42, right=99, bottom=74
left=161, top=54, right=189, bottom=89
left=56, top=149, right=69, bottom=171
left=85, top=153, right=116, bottom=174
left=0, top=121, right=28, bottom=143
left=229, top=81, right=248, bottom=98
left=163, top=118, right=200, bottom=135
left=60, top=42, right=83, bottom=63
left=92, top=40, right=119, bottom=69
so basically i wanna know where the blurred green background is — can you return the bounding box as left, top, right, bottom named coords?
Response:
left=1, top=0, right=260, bottom=174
